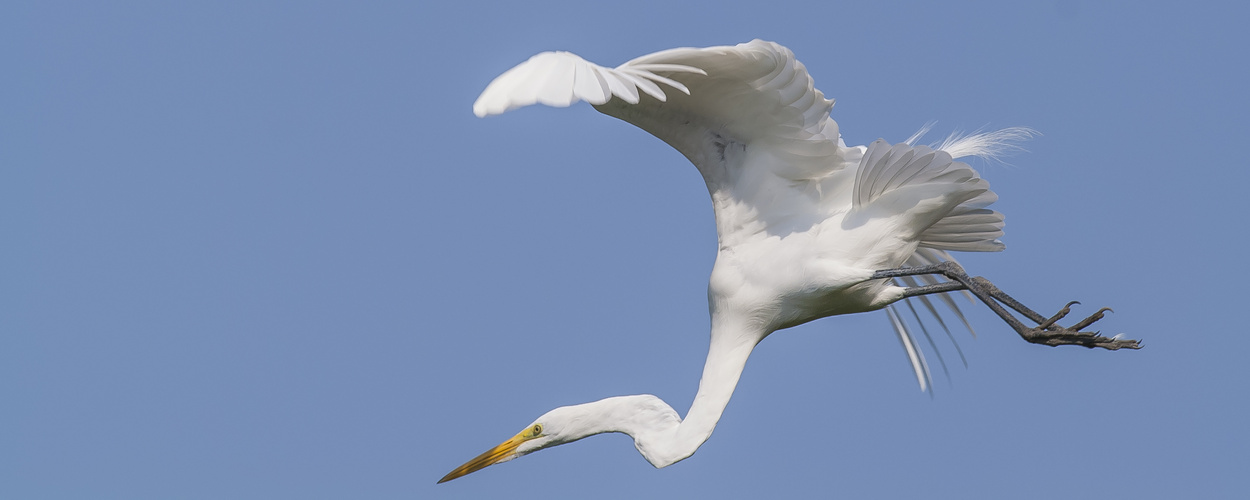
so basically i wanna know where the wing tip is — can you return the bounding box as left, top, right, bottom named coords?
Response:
left=471, top=103, right=489, bottom=118
left=474, top=50, right=709, bottom=117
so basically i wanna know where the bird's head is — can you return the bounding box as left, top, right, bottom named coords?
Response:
left=436, top=417, right=556, bottom=483
left=436, top=402, right=607, bottom=483
left=437, top=395, right=681, bottom=483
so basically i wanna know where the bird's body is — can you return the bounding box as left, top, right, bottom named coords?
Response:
left=441, top=40, right=1135, bottom=483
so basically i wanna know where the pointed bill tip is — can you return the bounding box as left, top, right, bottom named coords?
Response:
left=437, top=432, right=527, bottom=484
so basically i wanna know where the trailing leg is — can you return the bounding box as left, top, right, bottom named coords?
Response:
left=873, top=262, right=1140, bottom=350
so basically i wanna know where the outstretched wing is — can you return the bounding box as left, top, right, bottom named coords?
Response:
left=473, top=40, right=850, bottom=191
left=472, top=51, right=707, bottom=117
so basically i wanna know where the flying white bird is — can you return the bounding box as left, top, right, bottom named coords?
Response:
left=440, top=40, right=1138, bottom=483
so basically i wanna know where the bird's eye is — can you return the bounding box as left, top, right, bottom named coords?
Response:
left=532, top=424, right=543, bottom=435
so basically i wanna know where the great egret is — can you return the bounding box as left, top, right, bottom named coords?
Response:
left=440, top=40, right=1138, bottom=484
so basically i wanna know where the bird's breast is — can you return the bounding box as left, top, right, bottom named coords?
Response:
left=708, top=218, right=912, bottom=332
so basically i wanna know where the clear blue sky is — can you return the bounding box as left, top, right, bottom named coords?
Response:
left=4, top=1, right=1247, bottom=498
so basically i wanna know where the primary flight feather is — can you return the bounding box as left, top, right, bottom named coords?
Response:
left=441, top=40, right=1137, bottom=484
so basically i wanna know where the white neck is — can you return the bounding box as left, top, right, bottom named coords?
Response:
left=538, top=316, right=766, bottom=469
left=637, top=318, right=762, bottom=467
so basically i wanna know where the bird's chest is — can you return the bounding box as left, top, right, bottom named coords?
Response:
left=708, top=229, right=896, bottom=331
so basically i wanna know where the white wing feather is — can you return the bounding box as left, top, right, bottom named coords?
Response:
left=473, top=51, right=705, bottom=117
left=474, top=40, right=846, bottom=187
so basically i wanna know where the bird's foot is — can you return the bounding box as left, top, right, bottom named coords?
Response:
left=883, top=263, right=1141, bottom=351
left=1016, top=303, right=1140, bottom=350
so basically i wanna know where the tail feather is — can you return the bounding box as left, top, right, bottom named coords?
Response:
left=886, top=249, right=980, bottom=392
left=854, top=139, right=1008, bottom=253
left=936, top=127, right=1037, bottom=162
left=886, top=305, right=932, bottom=392
left=877, top=126, right=1036, bottom=391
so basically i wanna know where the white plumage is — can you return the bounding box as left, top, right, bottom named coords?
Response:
left=441, top=40, right=1132, bottom=484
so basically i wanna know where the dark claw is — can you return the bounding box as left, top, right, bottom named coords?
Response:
left=1069, top=307, right=1113, bottom=331
left=1039, top=301, right=1080, bottom=329
left=1020, top=324, right=1141, bottom=350
left=877, top=262, right=1141, bottom=351
left=1016, top=305, right=1137, bottom=350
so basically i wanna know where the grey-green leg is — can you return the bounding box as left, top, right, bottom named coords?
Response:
left=873, top=261, right=1140, bottom=350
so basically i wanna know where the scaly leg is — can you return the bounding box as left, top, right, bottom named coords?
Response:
left=872, top=261, right=1140, bottom=350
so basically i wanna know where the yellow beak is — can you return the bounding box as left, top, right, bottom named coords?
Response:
left=438, top=431, right=528, bottom=483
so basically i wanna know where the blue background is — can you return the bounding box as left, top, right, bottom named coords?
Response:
left=4, top=1, right=1246, bottom=498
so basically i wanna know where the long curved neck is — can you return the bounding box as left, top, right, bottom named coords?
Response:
left=646, top=318, right=763, bottom=467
